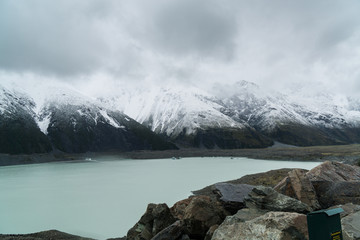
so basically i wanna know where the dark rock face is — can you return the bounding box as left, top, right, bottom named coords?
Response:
left=0, top=91, right=52, bottom=154
left=192, top=183, right=254, bottom=214
left=151, top=221, right=188, bottom=240
left=244, top=186, right=312, bottom=214
left=204, top=225, right=219, bottom=240
left=126, top=203, right=176, bottom=240
left=171, top=196, right=230, bottom=239
left=47, top=105, right=177, bottom=153
left=0, top=115, right=52, bottom=154
left=181, top=196, right=230, bottom=239
left=213, top=183, right=254, bottom=214
left=212, top=211, right=309, bottom=240
left=265, top=123, right=345, bottom=146
left=312, top=181, right=360, bottom=208
left=176, top=127, right=273, bottom=149
left=0, top=230, right=94, bottom=240
left=274, top=169, right=321, bottom=210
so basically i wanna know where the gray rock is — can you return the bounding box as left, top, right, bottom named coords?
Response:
left=229, top=207, right=269, bottom=223
left=245, top=186, right=312, bottom=213
left=175, top=195, right=230, bottom=239
left=342, top=211, right=360, bottom=240
left=211, top=211, right=309, bottom=240
left=151, top=221, right=185, bottom=240
left=213, top=183, right=254, bottom=213
left=214, top=183, right=254, bottom=203
left=274, top=169, right=321, bottom=210
left=306, top=161, right=360, bottom=182
left=126, top=203, right=176, bottom=240
left=312, top=181, right=360, bottom=208
left=329, top=203, right=360, bottom=218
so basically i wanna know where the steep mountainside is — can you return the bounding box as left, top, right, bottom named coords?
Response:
left=102, top=81, right=360, bottom=147
left=0, top=86, right=51, bottom=154
left=101, top=85, right=273, bottom=148
left=2, top=80, right=360, bottom=153
left=0, top=84, right=176, bottom=154
left=216, top=81, right=360, bottom=146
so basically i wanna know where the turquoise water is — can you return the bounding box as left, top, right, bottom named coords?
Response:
left=0, top=157, right=319, bottom=239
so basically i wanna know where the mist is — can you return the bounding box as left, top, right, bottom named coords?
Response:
left=1, top=0, right=360, bottom=97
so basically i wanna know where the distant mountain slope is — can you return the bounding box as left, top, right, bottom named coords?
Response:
left=0, top=84, right=176, bottom=154
left=102, top=81, right=360, bottom=148
left=2, top=79, right=360, bottom=154
left=101, top=85, right=273, bottom=149
left=0, top=86, right=52, bottom=154
left=216, top=81, right=360, bottom=146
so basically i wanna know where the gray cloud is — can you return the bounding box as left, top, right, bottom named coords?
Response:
left=0, top=0, right=112, bottom=76
left=150, top=0, right=237, bottom=60
left=0, top=0, right=359, bottom=97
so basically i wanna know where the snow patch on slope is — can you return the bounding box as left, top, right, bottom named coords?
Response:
left=37, top=114, right=51, bottom=134
left=99, top=109, right=125, bottom=129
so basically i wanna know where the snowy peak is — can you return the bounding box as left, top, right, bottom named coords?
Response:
left=102, top=85, right=247, bottom=138
left=0, top=84, right=36, bottom=118
left=0, top=83, right=176, bottom=154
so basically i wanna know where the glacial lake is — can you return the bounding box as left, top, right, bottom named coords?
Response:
left=0, top=157, right=320, bottom=239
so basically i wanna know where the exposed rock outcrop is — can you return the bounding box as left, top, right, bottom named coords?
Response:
left=151, top=221, right=188, bottom=240
left=122, top=161, right=360, bottom=240
left=178, top=196, right=230, bottom=239
left=245, top=186, right=312, bottom=213
left=312, top=181, right=360, bottom=208
left=126, top=203, right=176, bottom=240
left=274, top=169, right=321, bottom=210
left=306, top=161, right=360, bottom=182
left=342, top=210, right=360, bottom=240
left=212, top=211, right=309, bottom=240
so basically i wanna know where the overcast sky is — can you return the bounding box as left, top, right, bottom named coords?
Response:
left=1, top=0, right=360, bottom=97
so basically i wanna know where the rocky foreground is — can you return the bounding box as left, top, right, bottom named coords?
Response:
left=2, top=161, right=360, bottom=240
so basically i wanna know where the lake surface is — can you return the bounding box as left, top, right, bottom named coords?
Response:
left=0, top=157, right=319, bottom=239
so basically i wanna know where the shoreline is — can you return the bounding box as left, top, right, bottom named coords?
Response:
left=0, top=144, right=359, bottom=167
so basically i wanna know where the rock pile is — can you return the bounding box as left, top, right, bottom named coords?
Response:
left=122, top=161, right=360, bottom=240
left=5, top=161, right=359, bottom=240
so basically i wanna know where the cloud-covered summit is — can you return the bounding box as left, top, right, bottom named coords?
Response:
left=0, top=0, right=360, bottom=96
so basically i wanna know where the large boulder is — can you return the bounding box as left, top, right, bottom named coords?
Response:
left=274, top=169, right=321, bottom=210
left=306, top=161, right=360, bottom=182
left=342, top=211, right=360, bottom=240
left=192, top=168, right=294, bottom=198
left=311, top=181, right=360, bottom=208
left=212, top=211, right=309, bottom=240
left=245, top=186, right=312, bottom=213
left=192, top=183, right=254, bottom=214
left=171, top=196, right=230, bottom=239
left=126, top=203, right=176, bottom=240
left=301, top=161, right=360, bottom=208
left=213, top=183, right=254, bottom=214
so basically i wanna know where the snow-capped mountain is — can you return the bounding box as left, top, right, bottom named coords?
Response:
left=0, top=84, right=52, bottom=154
left=0, top=83, right=176, bottom=154
left=100, top=85, right=273, bottom=148
left=100, top=81, right=360, bottom=147
left=213, top=81, right=360, bottom=145
left=2, top=79, right=360, bottom=154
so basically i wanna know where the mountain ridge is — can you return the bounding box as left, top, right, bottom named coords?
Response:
left=1, top=80, right=360, bottom=154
